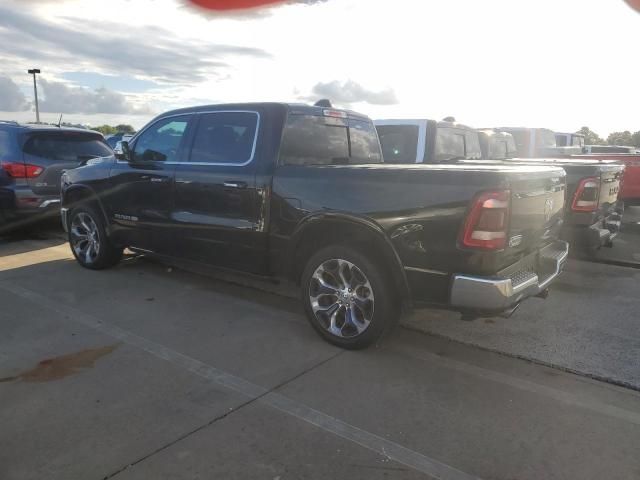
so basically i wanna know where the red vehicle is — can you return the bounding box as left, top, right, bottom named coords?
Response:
left=571, top=152, right=640, bottom=205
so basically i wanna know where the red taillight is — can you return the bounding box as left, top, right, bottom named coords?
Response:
left=461, top=190, right=511, bottom=250
left=572, top=177, right=600, bottom=212
left=1, top=161, right=43, bottom=178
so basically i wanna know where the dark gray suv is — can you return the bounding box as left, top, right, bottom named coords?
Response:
left=0, top=121, right=113, bottom=232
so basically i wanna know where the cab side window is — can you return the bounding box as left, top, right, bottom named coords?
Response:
left=133, top=117, right=189, bottom=163
left=190, top=112, right=258, bottom=165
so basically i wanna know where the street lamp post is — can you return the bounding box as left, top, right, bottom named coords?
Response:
left=27, top=69, right=41, bottom=123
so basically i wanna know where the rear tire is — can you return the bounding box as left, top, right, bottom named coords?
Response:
left=68, top=205, right=122, bottom=270
left=301, top=245, right=398, bottom=350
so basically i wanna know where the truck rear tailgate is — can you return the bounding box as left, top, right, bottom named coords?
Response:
left=496, top=168, right=565, bottom=273
left=572, top=154, right=639, bottom=202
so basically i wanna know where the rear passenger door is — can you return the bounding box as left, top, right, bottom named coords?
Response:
left=172, top=110, right=266, bottom=273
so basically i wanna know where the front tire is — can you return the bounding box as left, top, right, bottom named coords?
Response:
left=301, top=245, right=398, bottom=349
left=68, top=206, right=122, bottom=270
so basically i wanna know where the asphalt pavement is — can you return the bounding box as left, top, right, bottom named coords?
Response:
left=1, top=226, right=640, bottom=480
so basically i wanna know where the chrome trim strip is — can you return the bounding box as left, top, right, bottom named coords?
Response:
left=404, top=266, right=448, bottom=276
left=116, top=110, right=261, bottom=168
left=514, top=186, right=564, bottom=198
left=39, top=199, right=61, bottom=208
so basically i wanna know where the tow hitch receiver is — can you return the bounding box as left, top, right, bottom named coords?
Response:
left=536, top=288, right=550, bottom=299
left=500, top=303, right=520, bottom=318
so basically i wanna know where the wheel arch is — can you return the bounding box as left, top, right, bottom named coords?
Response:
left=286, top=212, right=411, bottom=308
left=62, top=185, right=109, bottom=226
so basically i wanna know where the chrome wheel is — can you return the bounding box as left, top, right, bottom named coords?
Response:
left=70, top=212, right=101, bottom=265
left=309, top=258, right=375, bottom=338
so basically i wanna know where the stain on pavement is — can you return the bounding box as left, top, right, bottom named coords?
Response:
left=0, top=344, right=119, bottom=383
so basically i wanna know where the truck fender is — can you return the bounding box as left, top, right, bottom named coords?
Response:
left=62, top=184, right=110, bottom=226
left=286, top=212, right=411, bottom=308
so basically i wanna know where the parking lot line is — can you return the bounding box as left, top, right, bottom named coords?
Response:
left=0, top=282, right=479, bottom=480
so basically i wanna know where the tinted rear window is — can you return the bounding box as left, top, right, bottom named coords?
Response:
left=23, top=133, right=112, bottom=161
left=487, top=134, right=518, bottom=159
left=556, top=135, right=568, bottom=147
left=508, top=130, right=529, bottom=156
left=376, top=125, right=419, bottom=164
left=435, top=129, right=464, bottom=161
left=572, top=136, right=585, bottom=147
left=0, top=130, right=11, bottom=157
left=279, top=114, right=382, bottom=166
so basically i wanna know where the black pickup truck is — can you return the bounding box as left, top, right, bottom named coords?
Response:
left=375, top=119, right=624, bottom=253
left=61, top=103, right=568, bottom=349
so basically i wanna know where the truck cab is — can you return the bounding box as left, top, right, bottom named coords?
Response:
left=555, top=132, right=585, bottom=149
left=497, top=127, right=582, bottom=157
left=375, top=119, right=482, bottom=164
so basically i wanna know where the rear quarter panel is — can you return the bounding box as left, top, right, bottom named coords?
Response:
left=270, top=164, right=564, bottom=280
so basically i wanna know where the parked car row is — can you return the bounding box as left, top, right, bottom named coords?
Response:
left=374, top=119, right=625, bottom=253
left=1, top=103, right=633, bottom=349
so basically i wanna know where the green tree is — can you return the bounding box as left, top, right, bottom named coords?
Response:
left=631, top=131, right=640, bottom=148
left=577, top=126, right=605, bottom=145
left=607, top=131, right=634, bottom=146
left=94, top=125, right=117, bottom=135
left=115, top=124, right=135, bottom=134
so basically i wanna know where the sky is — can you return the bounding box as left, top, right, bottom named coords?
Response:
left=0, top=0, right=639, bottom=136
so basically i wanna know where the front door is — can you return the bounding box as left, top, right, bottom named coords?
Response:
left=107, top=115, right=192, bottom=253
left=172, top=110, right=267, bottom=273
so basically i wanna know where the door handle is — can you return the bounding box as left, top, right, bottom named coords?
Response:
left=150, top=177, right=168, bottom=183
left=223, top=181, right=248, bottom=189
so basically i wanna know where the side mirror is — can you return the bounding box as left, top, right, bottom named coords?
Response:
left=114, top=141, right=132, bottom=161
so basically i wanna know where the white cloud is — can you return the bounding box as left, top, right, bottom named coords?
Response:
left=1, top=0, right=639, bottom=135
left=38, top=79, right=154, bottom=115
left=0, top=77, right=30, bottom=111
left=309, top=80, right=398, bottom=106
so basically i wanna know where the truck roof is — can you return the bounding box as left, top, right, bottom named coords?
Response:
left=158, top=102, right=371, bottom=121
left=374, top=118, right=477, bottom=130
left=496, top=126, right=555, bottom=133
left=329, top=162, right=566, bottom=175
left=556, top=132, right=585, bottom=137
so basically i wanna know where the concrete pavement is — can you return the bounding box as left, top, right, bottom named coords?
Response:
left=1, top=232, right=640, bottom=479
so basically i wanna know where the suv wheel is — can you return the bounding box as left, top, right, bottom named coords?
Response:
left=301, top=245, right=397, bottom=349
left=68, top=206, right=122, bottom=270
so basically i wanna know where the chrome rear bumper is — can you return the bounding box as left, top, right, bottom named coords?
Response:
left=450, top=240, right=569, bottom=312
